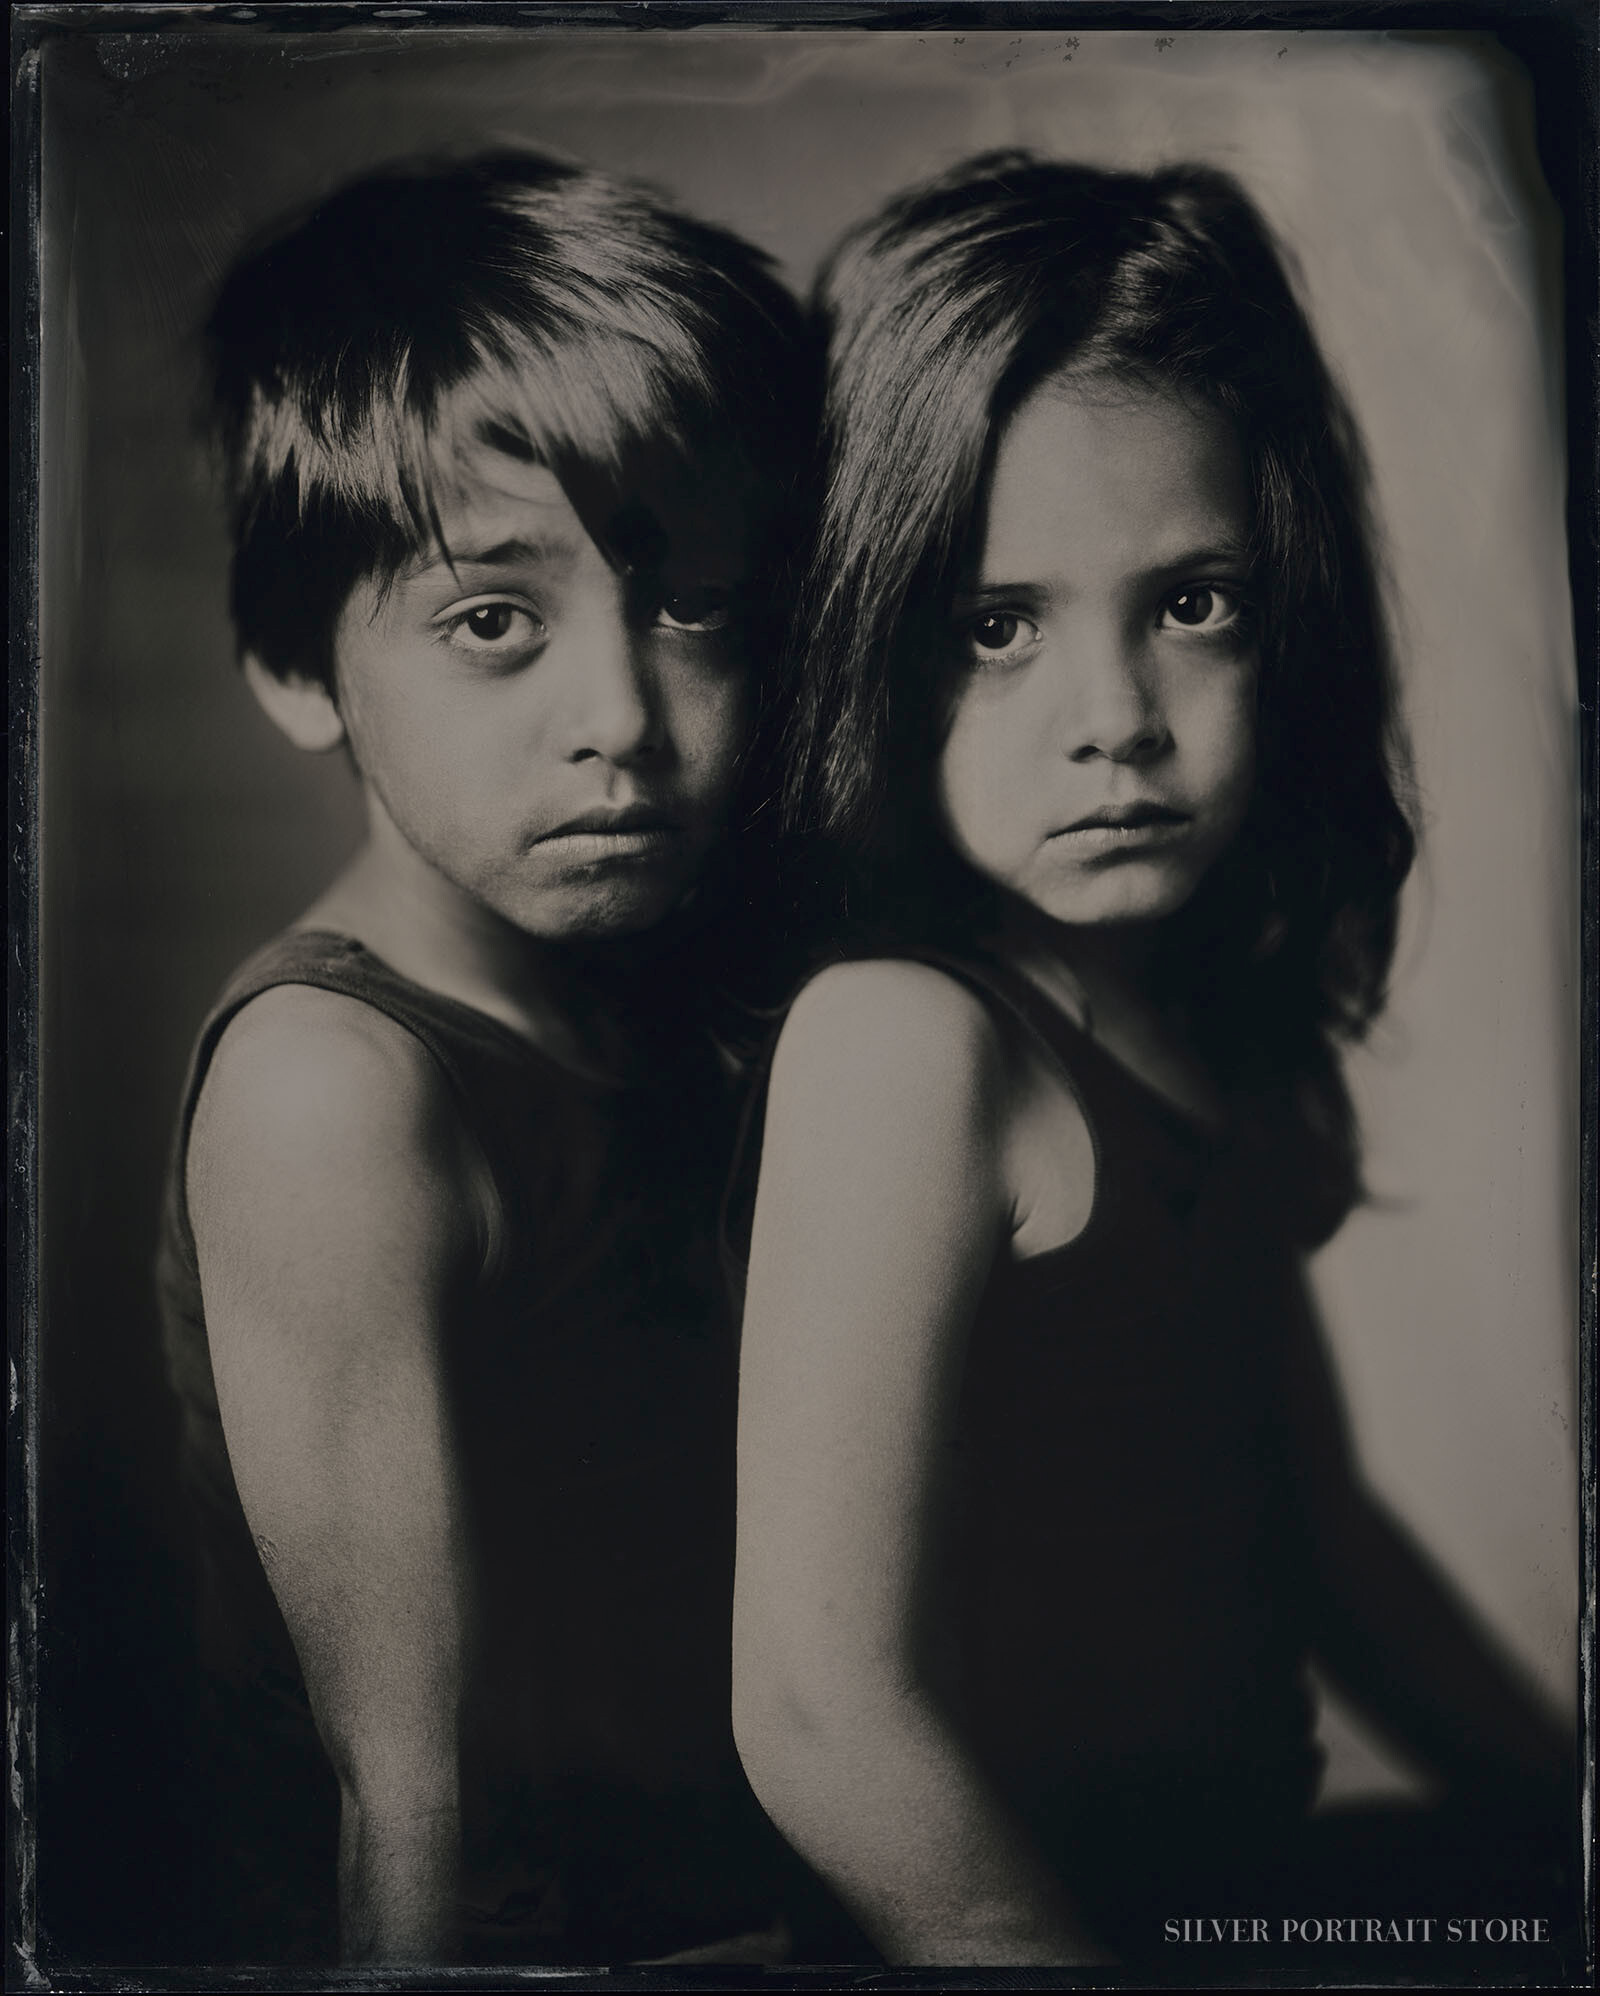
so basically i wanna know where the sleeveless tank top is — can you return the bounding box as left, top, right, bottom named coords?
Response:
left=726, top=947, right=1324, bottom=1903
left=157, top=929, right=794, bottom=1962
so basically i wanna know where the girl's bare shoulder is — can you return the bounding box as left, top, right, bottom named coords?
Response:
left=774, top=958, right=1095, bottom=1257
left=780, top=955, right=1005, bottom=1047
left=750, top=961, right=1013, bottom=1345
left=773, top=957, right=1009, bottom=1107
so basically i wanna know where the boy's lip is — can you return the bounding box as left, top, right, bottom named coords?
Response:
left=531, top=802, right=686, bottom=843
left=526, top=801, right=691, bottom=868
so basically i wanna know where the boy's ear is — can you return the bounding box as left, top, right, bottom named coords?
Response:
left=243, top=653, right=347, bottom=753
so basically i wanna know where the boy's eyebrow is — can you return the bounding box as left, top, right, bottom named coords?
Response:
left=402, top=535, right=581, bottom=580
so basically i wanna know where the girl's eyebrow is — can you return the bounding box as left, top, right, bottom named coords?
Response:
left=1141, top=539, right=1254, bottom=579
left=952, top=543, right=1255, bottom=612
left=950, top=580, right=1052, bottom=612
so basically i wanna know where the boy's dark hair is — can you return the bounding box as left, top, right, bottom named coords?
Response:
left=207, top=148, right=811, bottom=695
left=778, top=152, right=1417, bottom=1220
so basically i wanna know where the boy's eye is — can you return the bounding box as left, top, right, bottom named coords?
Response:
left=654, top=585, right=736, bottom=635
left=437, top=600, right=544, bottom=653
left=960, top=610, right=1040, bottom=665
left=1161, top=585, right=1247, bottom=633
left=463, top=603, right=516, bottom=643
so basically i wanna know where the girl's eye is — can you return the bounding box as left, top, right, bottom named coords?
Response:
left=654, top=586, right=735, bottom=634
left=1161, top=584, right=1247, bottom=633
left=437, top=600, right=544, bottom=654
left=961, top=610, right=1040, bottom=665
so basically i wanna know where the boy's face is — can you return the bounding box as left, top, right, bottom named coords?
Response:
left=331, top=439, right=752, bottom=942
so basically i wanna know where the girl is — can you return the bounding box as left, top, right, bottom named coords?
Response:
left=730, top=155, right=1573, bottom=1969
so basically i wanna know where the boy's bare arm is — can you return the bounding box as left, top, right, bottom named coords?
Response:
left=1281, top=1273, right=1574, bottom=1802
left=189, top=984, right=488, bottom=1963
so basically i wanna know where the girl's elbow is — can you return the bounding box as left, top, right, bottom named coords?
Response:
left=731, top=1626, right=884, bottom=1823
left=731, top=1656, right=821, bottom=1805
left=733, top=1667, right=883, bottom=1869
left=732, top=1629, right=919, bottom=1818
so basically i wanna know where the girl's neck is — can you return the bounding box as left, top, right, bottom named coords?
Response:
left=988, top=898, right=1228, bottom=1131
left=990, top=897, right=1161, bottom=1029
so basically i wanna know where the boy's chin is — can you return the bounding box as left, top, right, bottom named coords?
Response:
left=505, top=876, right=700, bottom=944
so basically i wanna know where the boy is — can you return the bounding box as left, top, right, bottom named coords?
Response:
left=155, top=151, right=812, bottom=1965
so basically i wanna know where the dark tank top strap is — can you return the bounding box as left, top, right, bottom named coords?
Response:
left=877, top=942, right=1097, bottom=1066
left=719, top=946, right=1085, bottom=1289
left=864, top=943, right=1222, bottom=1155
left=192, top=926, right=541, bottom=1084
left=720, top=942, right=1215, bottom=1302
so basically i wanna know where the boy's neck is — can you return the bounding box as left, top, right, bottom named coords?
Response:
left=299, top=829, right=659, bottom=1080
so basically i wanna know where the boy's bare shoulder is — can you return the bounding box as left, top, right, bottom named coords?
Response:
left=197, top=980, right=451, bottom=1134
left=188, top=982, right=483, bottom=1266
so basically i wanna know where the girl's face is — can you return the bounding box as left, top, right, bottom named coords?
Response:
left=936, top=376, right=1259, bottom=935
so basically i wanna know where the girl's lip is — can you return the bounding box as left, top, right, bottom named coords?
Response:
left=1057, top=803, right=1189, bottom=834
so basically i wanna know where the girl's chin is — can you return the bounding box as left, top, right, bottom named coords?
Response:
left=1014, top=880, right=1203, bottom=932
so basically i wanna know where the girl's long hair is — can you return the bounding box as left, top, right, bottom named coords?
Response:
left=766, top=153, right=1416, bottom=1237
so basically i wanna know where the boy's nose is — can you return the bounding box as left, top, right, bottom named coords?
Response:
left=1064, top=631, right=1170, bottom=765
left=566, top=625, right=665, bottom=767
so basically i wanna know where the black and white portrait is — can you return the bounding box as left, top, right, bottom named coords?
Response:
left=13, top=10, right=1590, bottom=1987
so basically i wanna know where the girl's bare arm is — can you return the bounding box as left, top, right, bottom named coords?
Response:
left=732, top=961, right=1110, bottom=1967
left=189, top=985, right=485, bottom=1962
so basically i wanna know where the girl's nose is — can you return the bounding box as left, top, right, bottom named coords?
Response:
left=1064, top=629, right=1170, bottom=765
